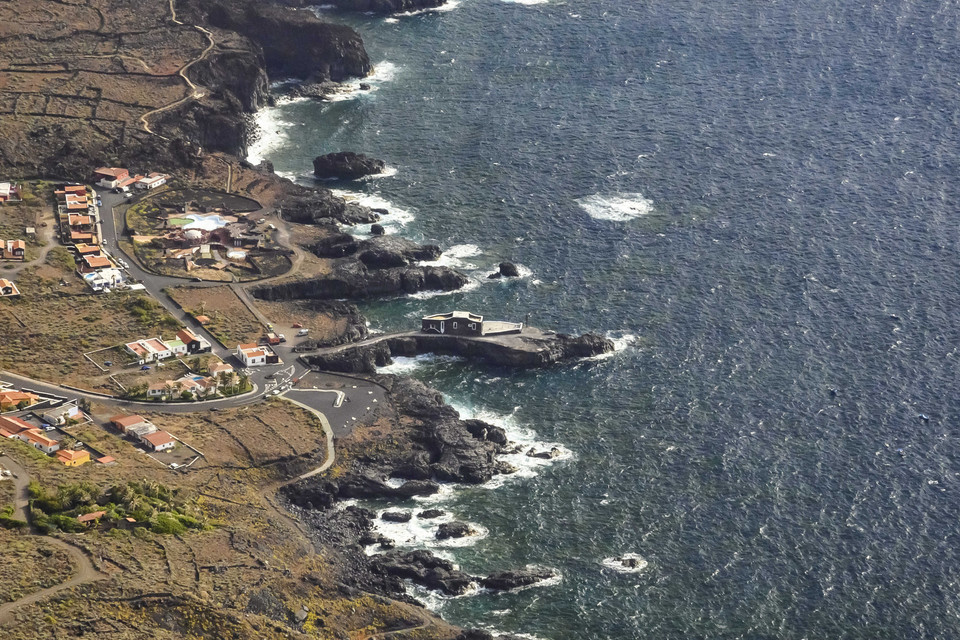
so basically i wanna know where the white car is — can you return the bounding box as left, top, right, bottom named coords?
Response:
left=269, top=389, right=281, bottom=396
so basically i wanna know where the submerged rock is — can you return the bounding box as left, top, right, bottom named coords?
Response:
left=526, top=447, right=562, bottom=460
left=313, top=151, right=386, bottom=180
left=480, top=567, right=558, bottom=591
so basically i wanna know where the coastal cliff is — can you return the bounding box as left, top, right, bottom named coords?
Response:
left=190, top=0, right=371, bottom=82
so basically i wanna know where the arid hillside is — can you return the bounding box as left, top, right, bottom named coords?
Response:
left=0, top=0, right=368, bottom=177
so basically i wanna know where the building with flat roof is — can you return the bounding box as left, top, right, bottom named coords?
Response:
left=420, top=311, right=524, bottom=337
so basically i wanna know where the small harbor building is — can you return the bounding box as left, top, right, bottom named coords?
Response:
left=421, top=311, right=523, bottom=337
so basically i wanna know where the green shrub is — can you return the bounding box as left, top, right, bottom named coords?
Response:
left=151, top=513, right=186, bottom=535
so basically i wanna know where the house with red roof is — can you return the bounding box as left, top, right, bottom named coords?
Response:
left=93, top=167, right=129, bottom=189
left=141, top=430, right=175, bottom=452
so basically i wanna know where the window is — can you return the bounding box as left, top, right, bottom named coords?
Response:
left=452, top=322, right=458, bottom=329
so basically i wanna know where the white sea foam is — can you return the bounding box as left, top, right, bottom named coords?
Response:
left=419, top=243, right=482, bottom=269
left=324, top=60, right=399, bottom=102
left=367, top=508, right=488, bottom=552
left=577, top=193, right=655, bottom=221
left=331, top=188, right=417, bottom=234
left=405, top=277, right=482, bottom=300
left=377, top=354, right=465, bottom=375
left=395, top=0, right=462, bottom=17
left=501, top=0, right=548, bottom=4
left=449, top=403, right=575, bottom=489
left=246, top=97, right=310, bottom=165
left=601, top=553, right=649, bottom=574
left=581, top=332, right=639, bottom=362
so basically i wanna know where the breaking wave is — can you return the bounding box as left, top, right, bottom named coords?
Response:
left=577, top=193, right=655, bottom=221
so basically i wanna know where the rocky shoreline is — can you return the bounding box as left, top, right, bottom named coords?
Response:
left=283, top=376, right=565, bottom=605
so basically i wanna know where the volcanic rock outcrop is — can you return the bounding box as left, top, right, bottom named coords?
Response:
left=313, top=152, right=386, bottom=180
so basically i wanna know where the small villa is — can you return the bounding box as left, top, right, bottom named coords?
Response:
left=421, top=311, right=523, bottom=337
left=56, top=449, right=90, bottom=467
left=93, top=167, right=130, bottom=189
left=0, top=389, right=39, bottom=411
left=0, top=278, right=20, bottom=297
left=0, top=182, right=22, bottom=202
left=237, top=343, right=278, bottom=367
left=0, top=239, right=25, bottom=260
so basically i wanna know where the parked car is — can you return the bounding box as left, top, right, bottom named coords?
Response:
left=73, top=442, right=83, bottom=449
left=104, top=361, right=112, bottom=367
left=297, top=329, right=309, bottom=337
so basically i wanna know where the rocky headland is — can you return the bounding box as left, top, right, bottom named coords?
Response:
left=314, top=151, right=387, bottom=180
left=300, top=329, right=615, bottom=373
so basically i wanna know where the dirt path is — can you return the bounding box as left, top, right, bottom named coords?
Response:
left=0, top=455, right=30, bottom=521
left=140, top=0, right=216, bottom=137
left=0, top=458, right=106, bottom=627
left=0, top=537, right=104, bottom=626
left=0, top=537, right=105, bottom=626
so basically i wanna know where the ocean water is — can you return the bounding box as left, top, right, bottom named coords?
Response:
left=253, top=1, right=960, bottom=637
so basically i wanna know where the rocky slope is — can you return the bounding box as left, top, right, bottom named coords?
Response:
left=252, top=235, right=468, bottom=301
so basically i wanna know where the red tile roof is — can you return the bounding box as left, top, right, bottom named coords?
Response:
left=110, top=415, right=146, bottom=430
left=142, top=431, right=174, bottom=448
left=0, top=415, right=34, bottom=434
left=77, top=510, right=106, bottom=523
left=83, top=255, right=112, bottom=269
left=94, top=167, right=128, bottom=179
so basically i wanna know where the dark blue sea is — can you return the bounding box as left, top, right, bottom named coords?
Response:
left=250, top=1, right=960, bottom=637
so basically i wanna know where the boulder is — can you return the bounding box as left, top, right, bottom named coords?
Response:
left=436, top=521, right=476, bottom=540
left=380, top=511, right=412, bottom=523
left=371, top=550, right=475, bottom=596
left=479, top=567, right=558, bottom=591
left=313, top=151, right=386, bottom=180
left=370, top=223, right=385, bottom=236
left=417, top=509, right=445, bottom=519
left=499, top=262, right=520, bottom=277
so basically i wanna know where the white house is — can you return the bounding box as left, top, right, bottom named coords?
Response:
left=237, top=343, right=269, bottom=367
left=165, top=339, right=188, bottom=356
left=141, top=430, right=175, bottom=452
left=93, top=167, right=130, bottom=189
left=17, top=429, right=60, bottom=454
left=125, top=338, right=174, bottom=364
left=40, top=403, right=80, bottom=426
left=83, top=268, right=123, bottom=293
left=135, top=173, right=169, bottom=190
